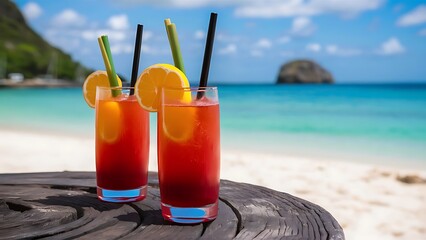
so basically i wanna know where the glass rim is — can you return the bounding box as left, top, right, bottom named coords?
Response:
left=96, top=86, right=217, bottom=91
left=162, top=86, right=217, bottom=92
left=96, top=86, right=135, bottom=90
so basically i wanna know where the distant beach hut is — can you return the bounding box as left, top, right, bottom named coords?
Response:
left=8, top=73, right=24, bottom=83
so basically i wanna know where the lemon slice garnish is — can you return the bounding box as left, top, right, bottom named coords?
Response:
left=82, top=70, right=122, bottom=108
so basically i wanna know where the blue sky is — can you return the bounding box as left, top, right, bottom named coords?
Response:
left=14, top=0, right=426, bottom=84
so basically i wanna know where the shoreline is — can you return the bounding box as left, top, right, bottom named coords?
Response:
left=221, top=130, right=426, bottom=171
left=2, top=125, right=425, bottom=171
left=0, top=78, right=81, bottom=88
left=1, top=126, right=425, bottom=173
left=1, top=129, right=426, bottom=239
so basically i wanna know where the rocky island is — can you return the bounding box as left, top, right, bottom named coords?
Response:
left=277, top=60, right=334, bottom=84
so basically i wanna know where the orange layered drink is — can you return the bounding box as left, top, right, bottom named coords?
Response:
left=134, top=64, right=220, bottom=223
left=95, top=86, right=149, bottom=202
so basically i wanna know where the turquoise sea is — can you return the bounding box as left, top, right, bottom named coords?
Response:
left=1, top=84, right=426, bottom=169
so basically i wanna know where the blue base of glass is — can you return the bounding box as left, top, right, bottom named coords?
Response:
left=161, top=201, right=218, bottom=224
left=97, top=185, right=147, bottom=203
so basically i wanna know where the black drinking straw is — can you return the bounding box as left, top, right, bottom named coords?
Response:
left=130, top=24, right=143, bottom=95
left=197, top=12, right=218, bottom=100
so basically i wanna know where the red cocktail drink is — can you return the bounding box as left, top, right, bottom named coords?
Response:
left=96, top=87, right=149, bottom=202
left=158, top=87, right=220, bottom=223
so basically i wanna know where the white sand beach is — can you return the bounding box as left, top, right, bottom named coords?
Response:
left=1, top=128, right=425, bottom=240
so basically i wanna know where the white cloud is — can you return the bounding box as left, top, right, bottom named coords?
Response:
left=107, top=15, right=130, bottom=30
left=397, top=5, right=426, bottom=27
left=44, top=29, right=82, bottom=52
left=119, top=0, right=239, bottom=8
left=306, top=43, right=321, bottom=52
left=43, top=11, right=158, bottom=58
left=306, top=43, right=362, bottom=56
left=23, top=2, right=42, bottom=20
left=217, top=33, right=241, bottom=42
left=419, top=28, right=426, bottom=36
left=141, top=45, right=152, bottom=54
left=142, top=31, right=153, bottom=41
left=141, top=44, right=169, bottom=55
left=120, top=0, right=384, bottom=18
left=52, top=9, right=86, bottom=27
left=377, top=37, right=405, bottom=55
left=325, top=44, right=362, bottom=56
left=235, top=1, right=319, bottom=18
left=277, top=36, right=291, bottom=44
left=309, top=0, right=385, bottom=18
left=326, top=45, right=338, bottom=54
left=218, top=44, right=237, bottom=55
left=250, top=50, right=263, bottom=57
left=81, top=23, right=153, bottom=44
left=110, top=44, right=133, bottom=54
left=81, top=29, right=127, bottom=42
left=291, top=17, right=315, bottom=36
left=235, top=0, right=384, bottom=18
left=194, top=30, right=205, bottom=40
left=255, top=38, right=272, bottom=49
left=293, top=17, right=311, bottom=31
left=45, top=11, right=157, bottom=57
left=141, top=45, right=156, bottom=54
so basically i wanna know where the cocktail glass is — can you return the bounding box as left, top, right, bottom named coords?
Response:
left=158, top=86, right=220, bottom=223
left=95, top=86, right=150, bottom=202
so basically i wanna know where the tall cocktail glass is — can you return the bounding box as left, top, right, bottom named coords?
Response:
left=95, top=86, right=149, bottom=202
left=158, top=86, right=220, bottom=223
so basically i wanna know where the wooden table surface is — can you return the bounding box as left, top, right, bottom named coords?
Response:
left=0, top=172, right=344, bottom=240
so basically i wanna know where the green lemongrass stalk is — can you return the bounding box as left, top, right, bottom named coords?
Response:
left=164, top=18, right=171, bottom=39
left=97, top=37, right=112, bottom=74
left=164, top=19, right=185, bottom=73
left=100, top=35, right=121, bottom=96
left=97, top=37, right=119, bottom=96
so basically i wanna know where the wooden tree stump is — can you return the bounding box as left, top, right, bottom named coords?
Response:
left=0, top=172, right=345, bottom=239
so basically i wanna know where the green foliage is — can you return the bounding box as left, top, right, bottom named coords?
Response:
left=0, top=0, right=91, bottom=81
